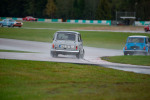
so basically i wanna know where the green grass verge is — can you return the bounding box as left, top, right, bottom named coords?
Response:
left=101, top=56, right=150, bottom=66
left=0, top=49, right=35, bottom=53
left=1, top=28, right=150, bottom=49
left=22, top=21, right=106, bottom=29
left=0, top=59, right=150, bottom=100
left=0, top=22, right=150, bottom=49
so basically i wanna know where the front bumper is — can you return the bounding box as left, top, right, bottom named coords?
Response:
left=13, top=24, right=22, bottom=27
left=51, top=49, right=79, bottom=55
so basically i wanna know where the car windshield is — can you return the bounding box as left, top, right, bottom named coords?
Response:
left=56, top=33, right=76, bottom=41
left=128, top=38, right=144, bottom=43
left=9, top=19, right=15, bottom=22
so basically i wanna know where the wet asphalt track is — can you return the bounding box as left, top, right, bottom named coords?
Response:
left=0, top=38, right=150, bottom=75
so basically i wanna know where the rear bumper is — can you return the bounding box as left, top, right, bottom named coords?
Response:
left=124, top=50, right=147, bottom=54
left=51, top=49, right=79, bottom=55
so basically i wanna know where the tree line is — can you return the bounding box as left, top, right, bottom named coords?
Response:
left=0, top=0, right=149, bottom=20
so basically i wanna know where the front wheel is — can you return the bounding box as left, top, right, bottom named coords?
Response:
left=0, top=24, right=3, bottom=27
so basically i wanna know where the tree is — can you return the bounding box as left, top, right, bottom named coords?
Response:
left=44, top=0, right=56, bottom=18
left=96, top=0, right=111, bottom=20
left=27, top=0, right=36, bottom=16
left=78, top=0, right=85, bottom=19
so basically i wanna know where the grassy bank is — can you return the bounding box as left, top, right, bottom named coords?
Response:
left=0, top=27, right=150, bottom=49
left=23, top=21, right=106, bottom=29
left=0, top=49, right=35, bottom=53
left=0, top=59, right=150, bottom=100
left=101, top=56, right=150, bottom=66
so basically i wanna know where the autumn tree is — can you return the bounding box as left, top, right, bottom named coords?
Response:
left=44, top=0, right=56, bottom=18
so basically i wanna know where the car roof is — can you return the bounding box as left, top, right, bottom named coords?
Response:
left=56, top=31, right=80, bottom=34
left=26, top=16, right=33, bottom=17
left=3, top=19, right=14, bottom=21
left=128, top=35, right=149, bottom=38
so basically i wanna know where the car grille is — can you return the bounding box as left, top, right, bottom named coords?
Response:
left=131, top=46, right=140, bottom=49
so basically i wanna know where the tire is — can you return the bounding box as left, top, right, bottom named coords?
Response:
left=145, top=50, right=150, bottom=56
left=76, top=50, right=84, bottom=59
left=145, top=52, right=148, bottom=56
left=76, top=51, right=81, bottom=59
left=0, top=24, right=3, bottom=27
left=81, top=49, right=85, bottom=58
left=51, top=52, right=58, bottom=58
left=145, top=28, right=148, bottom=32
left=11, top=24, right=14, bottom=27
left=124, top=52, right=127, bottom=55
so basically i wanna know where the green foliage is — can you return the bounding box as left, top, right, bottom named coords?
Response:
left=0, top=0, right=149, bottom=20
left=101, top=56, right=150, bottom=66
left=0, top=59, right=150, bottom=100
left=0, top=22, right=150, bottom=49
left=0, top=49, right=35, bottom=53
left=96, top=0, right=111, bottom=20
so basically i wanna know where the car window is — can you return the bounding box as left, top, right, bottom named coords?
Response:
left=78, top=34, right=82, bottom=42
left=56, top=33, right=76, bottom=41
left=9, top=20, right=14, bottom=22
left=145, top=38, right=148, bottom=44
left=128, top=38, right=144, bottom=43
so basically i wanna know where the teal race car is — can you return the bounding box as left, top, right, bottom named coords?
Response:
left=0, top=19, right=23, bottom=27
left=123, top=36, right=150, bottom=55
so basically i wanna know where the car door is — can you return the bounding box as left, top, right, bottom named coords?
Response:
left=148, top=38, right=150, bottom=51
left=3, top=19, right=7, bottom=26
left=7, top=19, right=11, bottom=26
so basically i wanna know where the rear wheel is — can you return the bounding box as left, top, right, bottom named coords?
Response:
left=81, top=49, right=85, bottom=58
left=145, top=50, right=150, bottom=56
left=124, top=52, right=127, bottom=55
left=76, top=51, right=81, bottom=59
left=76, top=49, right=85, bottom=59
left=11, top=24, right=14, bottom=27
left=51, top=52, right=58, bottom=58
left=145, top=28, right=148, bottom=32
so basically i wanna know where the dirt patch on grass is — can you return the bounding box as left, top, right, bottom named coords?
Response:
left=75, top=26, right=144, bottom=31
